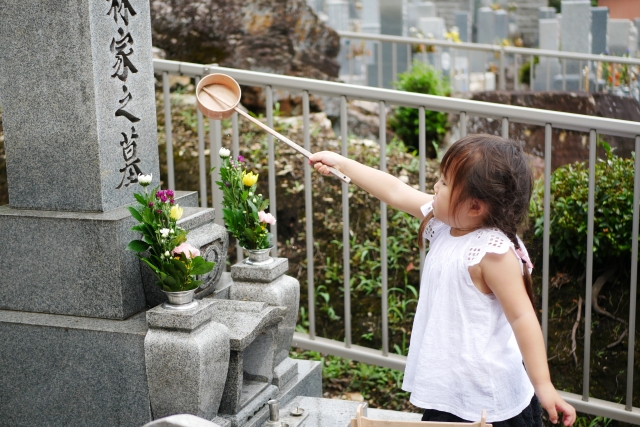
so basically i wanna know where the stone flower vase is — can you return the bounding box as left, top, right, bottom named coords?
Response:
left=242, top=245, right=274, bottom=266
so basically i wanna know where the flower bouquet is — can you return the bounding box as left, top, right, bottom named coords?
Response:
left=214, top=148, right=276, bottom=250
left=126, top=174, right=215, bottom=293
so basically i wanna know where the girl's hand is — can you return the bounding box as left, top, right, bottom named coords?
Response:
left=309, top=151, right=344, bottom=175
left=535, top=382, right=576, bottom=426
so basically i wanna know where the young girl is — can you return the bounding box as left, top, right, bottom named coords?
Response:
left=309, top=134, right=576, bottom=427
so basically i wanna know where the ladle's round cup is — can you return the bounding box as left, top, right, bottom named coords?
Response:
left=196, top=73, right=241, bottom=120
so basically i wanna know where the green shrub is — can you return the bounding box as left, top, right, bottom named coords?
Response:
left=519, top=56, right=539, bottom=87
left=529, top=143, right=637, bottom=269
left=389, top=61, right=450, bottom=157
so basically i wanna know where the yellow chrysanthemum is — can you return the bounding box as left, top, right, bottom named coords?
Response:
left=170, top=204, right=183, bottom=221
left=444, top=31, right=461, bottom=43
left=242, top=171, right=258, bottom=187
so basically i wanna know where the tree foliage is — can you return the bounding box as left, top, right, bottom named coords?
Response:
left=389, top=61, right=450, bottom=156
left=529, top=142, right=637, bottom=270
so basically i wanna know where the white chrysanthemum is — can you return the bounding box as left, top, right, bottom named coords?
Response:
left=219, top=147, right=231, bottom=158
left=138, top=173, right=153, bottom=186
left=159, top=228, right=170, bottom=238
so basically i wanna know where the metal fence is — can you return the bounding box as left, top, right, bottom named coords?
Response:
left=153, top=59, right=640, bottom=423
left=337, top=31, right=640, bottom=96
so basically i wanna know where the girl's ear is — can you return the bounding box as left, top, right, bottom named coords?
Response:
left=468, top=199, right=487, bottom=217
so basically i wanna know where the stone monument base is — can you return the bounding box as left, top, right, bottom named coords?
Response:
left=0, top=303, right=321, bottom=427
left=0, top=309, right=152, bottom=427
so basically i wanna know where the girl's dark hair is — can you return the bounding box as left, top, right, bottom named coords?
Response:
left=418, top=134, right=535, bottom=306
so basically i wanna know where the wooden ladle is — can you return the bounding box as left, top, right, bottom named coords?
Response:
left=195, top=73, right=350, bottom=184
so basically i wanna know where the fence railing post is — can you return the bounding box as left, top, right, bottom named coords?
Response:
left=341, top=95, right=352, bottom=347
left=266, top=86, right=277, bottom=257
left=542, top=123, right=552, bottom=348
left=162, top=71, right=175, bottom=191
left=582, top=129, right=597, bottom=401
left=626, top=135, right=640, bottom=410
left=195, top=75, right=207, bottom=208
left=303, top=91, right=315, bottom=340
left=499, top=47, right=505, bottom=90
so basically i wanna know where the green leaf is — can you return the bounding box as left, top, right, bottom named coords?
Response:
left=131, top=224, right=147, bottom=233
left=171, top=258, right=188, bottom=276
left=142, top=208, right=156, bottom=225
left=190, top=256, right=215, bottom=275
left=187, top=280, right=202, bottom=290
left=141, top=257, right=160, bottom=274
left=162, top=275, right=177, bottom=287
left=134, top=193, right=147, bottom=206
left=127, top=240, right=149, bottom=252
left=244, top=227, right=256, bottom=242
left=127, top=206, right=143, bottom=222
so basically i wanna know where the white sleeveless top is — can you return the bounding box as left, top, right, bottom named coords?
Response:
left=402, top=201, right=534, bottom=422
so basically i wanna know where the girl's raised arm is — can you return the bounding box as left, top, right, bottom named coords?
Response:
left=481, top=251, right=577, bottom=426
left=309, top=151, right=432, bottom=218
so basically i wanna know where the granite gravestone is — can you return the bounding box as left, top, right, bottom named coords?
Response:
left=326, top=0, right=350, bottom=78
left=538, top=6, right=556, bottom=20
left=635, top=18, right=640, bottom=53
left=608, top=19, right=633, bottom=56
left=630, top=25, right=639, bottom=57
left=418, top=17, right=446, bottom=40
left=591, top=7, right=609, bottom=55
left=379, top=0, right=408, bottom=88
left=0, top=0, right=162, bottom=320
left=533, top=19, right=561, bottom=91
left=1, top=0, right=231, bottom=425
left=363, top=0, right=382, bottom=86
left=469, top=7, right=494, bottom=73
left=0, top=1, right=159, bottom=213
left=0, top=2, right=323, bottom=427
left=406, top=1, right=436, bottom=36
left=494, top=9, right=509, bottom=43
left=560, top=1, right=591, bottom=74
left=326, top=0, right=350, bottom=32
left=455, top=11, right=471, bottom=42
left=476, top=7, right=494, bottom=44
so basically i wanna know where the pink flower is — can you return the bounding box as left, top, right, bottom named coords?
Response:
left=171, top=242, right=200, bottom=259
left=258, top=211, right=276, bottom=225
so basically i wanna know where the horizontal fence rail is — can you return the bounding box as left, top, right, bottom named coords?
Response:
left=337, top=31, right=640, bottom=93
left=338, top=31, right=640, bottom=66
left=153, top=59, right=640, bottom=423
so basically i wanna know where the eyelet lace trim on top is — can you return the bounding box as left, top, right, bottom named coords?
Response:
left=420, top=201, right=530, bottom=275
left=421, top=201, right=447, bottom=242
left=466, top=229, right=527, bottom=275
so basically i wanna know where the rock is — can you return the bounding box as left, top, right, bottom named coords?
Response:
left=466, top=91, right=640, bottom=169
left=150, top=0, right=340, bottom=81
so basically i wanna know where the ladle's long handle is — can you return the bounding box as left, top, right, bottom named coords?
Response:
left=201, top=87, right=350, bottom=184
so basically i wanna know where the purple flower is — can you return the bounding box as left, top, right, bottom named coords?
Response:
left=166, top=190, right=175, bottom=198
left=238, top=155, right=245, bottom=163
left=156, top=209, right=162, bottom=214
left=224, top=181, right=230, bottom=187
left=170, top=199, right=175, bottom=205
left=148, top=202, right=154, bottom=208
left=160, top=195, right=168, bottom=203
left=156, top=190, right=164, bottom=199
